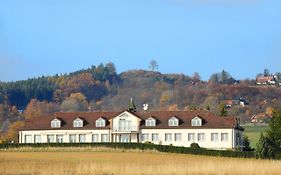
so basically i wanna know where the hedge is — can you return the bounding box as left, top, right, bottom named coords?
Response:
left=0, top=143, right=255, bottom=158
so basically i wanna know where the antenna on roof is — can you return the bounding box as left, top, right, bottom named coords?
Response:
left=143, top=104, right=149, bottom=111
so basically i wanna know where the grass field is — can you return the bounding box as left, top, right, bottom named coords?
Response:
left=242, top=124, right=269, bottom=148
left=0, top=147, right=280, bottom=175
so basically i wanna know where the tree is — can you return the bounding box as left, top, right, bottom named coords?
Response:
left=219, top=103, right=227, bottom=116
left=267, top=108, right=281, bottom=146
left=255, top=107, right=281, bottom=159
left=149, top=60, right=158, bottom=71
left=192, top=72, right=201, bottom=81
left=255, top=133, right=276, bottom=159
left=5, top=121, right=25, bottom=143
left=24, top=99, right=59, bottom=119
left=208, top=73, right=219, bottom=84
left=60, top=93, right=88, bottom=112
left=264, top=69, right=270, bottom=77
left=243, top=136, right=252, bottom=151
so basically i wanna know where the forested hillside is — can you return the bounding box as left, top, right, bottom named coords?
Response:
left=1, top=63, right=281, bottom=142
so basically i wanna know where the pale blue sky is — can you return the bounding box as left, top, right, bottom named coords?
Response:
left=0, top=0, right=281, bottom=81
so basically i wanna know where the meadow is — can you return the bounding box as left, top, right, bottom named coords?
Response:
left=242, top=124, right=268, bottom=148
left=0, top=147, right=280, bottom=175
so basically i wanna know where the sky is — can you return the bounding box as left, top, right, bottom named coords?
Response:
left=0, top=0, right=281, bottom=82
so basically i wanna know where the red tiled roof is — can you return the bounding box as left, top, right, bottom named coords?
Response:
left=21, top=110, right=239, bottom=131
left=256, top=76, right=274, bottom=83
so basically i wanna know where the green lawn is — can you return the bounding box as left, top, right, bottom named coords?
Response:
left=242, top=124, right=269, bottom=148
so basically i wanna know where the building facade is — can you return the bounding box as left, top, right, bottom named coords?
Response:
left=19, top=110, right=244, bottom=150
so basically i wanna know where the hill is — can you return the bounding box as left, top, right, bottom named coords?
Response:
left=0, top=63, right=281, bottom=140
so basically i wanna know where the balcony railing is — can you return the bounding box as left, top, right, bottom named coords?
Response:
left=112, top=126, right=139, bottom=132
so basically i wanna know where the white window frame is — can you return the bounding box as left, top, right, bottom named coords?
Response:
left=175, top=133, right=182, bottom=142
left=151, top=133, right=159, bottom=142
left=51, top=118, right=61, bottom=128
left=168, top=116, right=179, bottom=126
left=73, top=118, right=83, bottom=128
left=221, top=133, right=228, bottom=142
left=165, top=133, right=172, bottom=142
left=25, top=135, right=32, bottom=143
left=69, top=134, right=76, bottom=143
left=96, top=118, right=106, bottom=127
left=47, top=134, right=55, bottom=143
left=142, top=134, right=149, bottom=142
left=191, top=117, right=202, bottom=126
left=211, top=133, right=219, bottom=142
left=145, top=118, right=156, bottom=127
left=197, top=133, right=205, bottom=142
left=34, top=135, right=41, bottom=143
left=101, top=134, right=109, bottom=142
left=92, top=134, right=99, bottom=143
left=79, top=134, right=86, bottom=143
left=56, top=134, right=63, bottom=143
left=188, top=133, right=195, bottom=142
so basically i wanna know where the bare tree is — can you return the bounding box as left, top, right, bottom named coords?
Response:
left=149, top=60, right=158, bottom=71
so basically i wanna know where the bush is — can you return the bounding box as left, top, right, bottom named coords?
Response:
left=190, top=143, right=200, bottom=149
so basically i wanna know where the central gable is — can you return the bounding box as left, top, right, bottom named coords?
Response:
left=111, top=111, right=141, bottom=132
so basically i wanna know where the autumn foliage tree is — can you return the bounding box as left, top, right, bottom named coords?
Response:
left=4, top=121, right=25, bottom=143
left=24, top=99, right=59, bottom=119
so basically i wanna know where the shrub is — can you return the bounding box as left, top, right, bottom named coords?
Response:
left=190, top=143, right=200, bottom=149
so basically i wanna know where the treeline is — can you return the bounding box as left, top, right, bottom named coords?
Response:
left=0, top=63, right=119, bottom=109
left=1, top=63, right=281, bottom=142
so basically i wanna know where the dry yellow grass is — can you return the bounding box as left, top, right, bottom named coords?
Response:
left=0, top=148, right=280, bottom=175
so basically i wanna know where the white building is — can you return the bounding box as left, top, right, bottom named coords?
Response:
left=19, top=110, right=244, bottom=150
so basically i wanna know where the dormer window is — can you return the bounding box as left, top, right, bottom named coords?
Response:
left=146, top=117, right=156, bottom=127
left=168, top=116, right=179, bottom=126
left=191, top=116, right=202, bottom=126
left=73, top=118, right=84, bottom=128
left=51, top=118, right=61, bottom=128
left=96, top=117, right=106, bottom=127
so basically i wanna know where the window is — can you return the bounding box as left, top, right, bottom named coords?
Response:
left=92, top=134, right=99, bottom=142
left=142, top=134, right=149, bottom=142
left=197, top=133, right=205, bottom=142
left=188, top=133, right=195, bottom=142
left=69, top=134, right=76, bottom=143
left=101, top=134, right=108, bottom=142
left=168, top=116, right=179, bottom=126
left=118, top=119, right=131, bottom=131
left=211, top=133, right=219, bottom=142
left=96, top=118, right=106, bottom=127
left=73, top=118, right=83, bottom=128
left=165, top=133, right=172, bottom=142
left=191, top=117, right=202, bottom=126
left=79, top=134, right=86, bottom=143
left=25, top=135, right=32, bottom=143
left=151, top=133, right=159, bottom=142
left=34, top=135, right=41, bottom=143
left=47, top=135, right=55, bottom=143
left=56, top=135, right=63, bottom=143
left=51, top=118, right=61, bottom=128
left=175, top=133, right=182, bottom=142
left=146, top=118, right=156, bottom=127
left=221, top=133, right=228, bottom=142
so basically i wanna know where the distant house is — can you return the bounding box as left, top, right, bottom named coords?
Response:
left=223, top=100, right=234, bottom=108
left=251, top=114, right=272, bottom=124
left=256, top=76, right=276, bottom=85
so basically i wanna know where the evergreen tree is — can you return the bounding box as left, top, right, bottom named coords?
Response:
left=219, top=103, right=227, bottom=116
